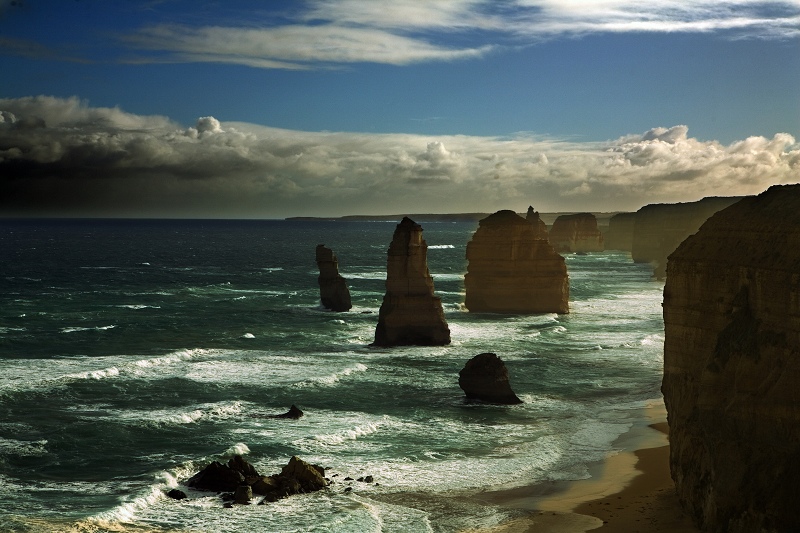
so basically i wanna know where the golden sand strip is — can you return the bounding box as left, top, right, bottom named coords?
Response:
left=465, top=402, right=700, bottom=533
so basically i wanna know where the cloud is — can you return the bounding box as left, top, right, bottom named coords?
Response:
left=111, top=1, right=799, bottom=69
left=1, top=96, right=798, bottom=217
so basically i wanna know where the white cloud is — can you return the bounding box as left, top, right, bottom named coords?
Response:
left=1, top=96, right=798, bottom=217
left=115, top=1, right=800, bottom=69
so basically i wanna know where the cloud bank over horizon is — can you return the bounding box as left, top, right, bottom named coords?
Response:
left=1, top=96, right=798, bottom=218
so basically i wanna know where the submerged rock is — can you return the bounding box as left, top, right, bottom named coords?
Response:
left=166, top=489, right=187, bottom=500
left=662, top=185, right=800, bottom=532
left=464, top=210, right=568, bottom=314
left=458, top=352, right=522, bottom=404
left=316, top=244, right=352, bottom=311
left=274, top=404, right=304, bottom=419
left=372, top=217, right=450, bottom=346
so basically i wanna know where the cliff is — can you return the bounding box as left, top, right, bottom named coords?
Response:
left=604, top=212, right=636, bottom=251
left=373, top=217, right=451, bottom=346
left=548, top=213, right=604, bottom=253
left=631, top=197, right=741, bottom=278
left=464, top=210, right=569, bottom=314
left=662, top=184, right=800, bottom=532
left=315, top=244, right=352, bottom=312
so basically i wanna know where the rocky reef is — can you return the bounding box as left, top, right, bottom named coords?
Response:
left=373, top=217, right=450, bottom=346
left=464, top=210, right=568, bottom=314
left=632, top=196, right=740, bottom=278
left=315, top=244, right=352, bottom=312
left=548, top=213, right=604, bottom=253
left=458, top=352, right=522, bottom=404
left=604, top=212, right=636, bottom=251
left=186, top=455, right=328, bottom=505
left=662, top=184, right=800, bottom=532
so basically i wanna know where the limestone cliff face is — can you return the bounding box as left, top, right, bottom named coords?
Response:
left=525, top=206, right=549, bottom=240
left=373, top=217, right=450, bottom=346
left=604, top=212, right=636, bottom=251
left=662, top=184, right=800, bottom=532
left=632, top=197, right=740, bottom=278
left=465, top=210, right=568, bottom=314
left=315, top=244, right=352, bottom=312
left=548, top=213, right=604, bottom=253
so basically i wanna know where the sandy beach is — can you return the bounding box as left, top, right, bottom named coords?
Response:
left=466, top=401, right=700, bottom=533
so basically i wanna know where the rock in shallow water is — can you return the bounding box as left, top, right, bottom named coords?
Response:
left=458, top=352, right=522, bottom=405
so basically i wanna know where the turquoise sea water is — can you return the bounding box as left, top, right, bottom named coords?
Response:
left=0, top=219, right=665, bottom=532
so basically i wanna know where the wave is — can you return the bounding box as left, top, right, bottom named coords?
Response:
left=311, top=420, right=384, bottom=446
left=292, top=363, right=368, bottom=388
left=0, top=437, right=48, bottom=457
left=346, top=271, right=387, bottom=280
left=107, top=401, right=247, bottom=428
left=428, top=244, right=456, bottom=249
left=116, top=304, right=161, bottom=310
left=60, top=325, right=117, bottom=334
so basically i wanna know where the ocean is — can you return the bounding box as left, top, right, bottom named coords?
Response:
left=0, top=218, right=665, bottom=532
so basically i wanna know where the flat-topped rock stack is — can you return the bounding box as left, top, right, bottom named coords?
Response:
left=604, top=212, right=636, bottom=251
left=548, top=213, right=604, bottom=253
left=315, top=244, right=352, bottom=312
left=464, top=210, right=568, bottom=314
left=372, top=217, right=450, bottom=346
left=662, top=184, right=800, bottom=532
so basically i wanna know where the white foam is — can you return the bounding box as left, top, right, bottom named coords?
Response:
left=60, top=325, right=117, bottom=333
left=242, top=332, right=256, bottom=338
left=118, top=304, right=161, bottom=309
left=427, top=244, right=455, bottom=249
left=312, top=421, right=384, bottom=446
left=293, top=363, right=368, bottom=388
left=0, top=437, right=48, bottom=457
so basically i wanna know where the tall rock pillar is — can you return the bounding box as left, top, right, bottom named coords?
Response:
left=373, top=217, right=450, bottom=346
left=315, top=244, right=352, bottom=312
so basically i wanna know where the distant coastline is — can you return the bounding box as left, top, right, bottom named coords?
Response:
left=287, top=212, right=623, bottom=226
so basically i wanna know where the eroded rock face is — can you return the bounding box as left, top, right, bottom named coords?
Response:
left=465, top=210, right=568, bottom=314
left=316, top=244, right=352, bottom=311
left=548, top=213, right=604, bottom=253
left=662, top=184, right=800, bottom=532
left=373, top=217, right=450, bottom=346
left=632, top=197, right=740, bottom=278
left=604, top=212, right=636, bottom=251
left=525, top=206, right=549, bottom=240
left=459, top=352, right=522, bottom=404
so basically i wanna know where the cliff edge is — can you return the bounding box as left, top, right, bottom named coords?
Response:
left=662, top=184, right=800, bottom=532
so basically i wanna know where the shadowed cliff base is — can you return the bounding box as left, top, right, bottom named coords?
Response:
left=663, top=184, right=800, bottom=532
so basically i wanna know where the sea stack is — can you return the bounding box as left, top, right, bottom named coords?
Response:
left=662, top=185, right=800, bottom=532
left=464, top=210, right=568, bottom=314
left=458, top=353, right=522, bottom=404
left=525, top=205, right=549, bottom=240
left=604, top=212, right=636, bottom=251
left=631, top=196, right=741, bottom=278
left=548, top=213, right=604, bottom=253
left=315, top=244, right=352, bottom=312
left=372, top=217, right=450, bottom=346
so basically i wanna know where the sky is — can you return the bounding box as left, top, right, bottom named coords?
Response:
left=1, top=0, right=799, bottom=218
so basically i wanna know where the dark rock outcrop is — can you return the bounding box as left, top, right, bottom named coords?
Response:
left=458, top=353, right=522, bottom=404
left=372, top=217, right=450, bottom=346
left=166, top=489, right=187, bottom=500
left=464, top=210, right=569, bottom=314
left=548, top=213, right=604, bottom=253
left=632, top=196, right=741, bottom=278
left=525, top=206, right=549, bottom=240
left=604, top=212, right=636, bottom=251
left=188, top=455, right=328, bottom=505
left=274, top=404, right=304, bottom=419
left=315, top=244, right=352, bottom=312
left=662, top=184, right=800, bottom=532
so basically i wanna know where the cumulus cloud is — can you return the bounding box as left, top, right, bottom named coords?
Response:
left=1, top=96, right=798, bottom=217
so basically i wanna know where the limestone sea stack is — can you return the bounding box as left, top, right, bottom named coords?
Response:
left=525, top=205, right=549, bottom=240
left=315, top=244, right=352, bottom=312
left=631, top=196, right=741, bottom=278
left=548, top=213, right=604, bottom=253
left=458, top=352, right=522, bottom=404
left=464, top=210, right=568, bottom=314
left=372, top=217, right=450, bottom=346
left=662, top=184, right=800, bottom=532
left=604, top=212, right=636, bottom=251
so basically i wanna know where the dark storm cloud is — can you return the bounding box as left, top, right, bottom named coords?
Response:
left=1, top=96, right=798, bottom=217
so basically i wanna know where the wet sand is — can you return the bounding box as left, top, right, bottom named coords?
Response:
left=465, top=401, right=700, bottom=533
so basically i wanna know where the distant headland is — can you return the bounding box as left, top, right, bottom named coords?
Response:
left=287, top=212, right=621, bottom=226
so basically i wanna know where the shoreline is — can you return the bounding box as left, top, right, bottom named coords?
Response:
left=465, top=400, right=699, bottom=533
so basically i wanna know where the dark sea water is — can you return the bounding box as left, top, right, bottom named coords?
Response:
left=0, top=219, right=665, bottom=532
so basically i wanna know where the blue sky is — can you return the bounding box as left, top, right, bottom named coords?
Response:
left=1, top=0, right=799, bottom=217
